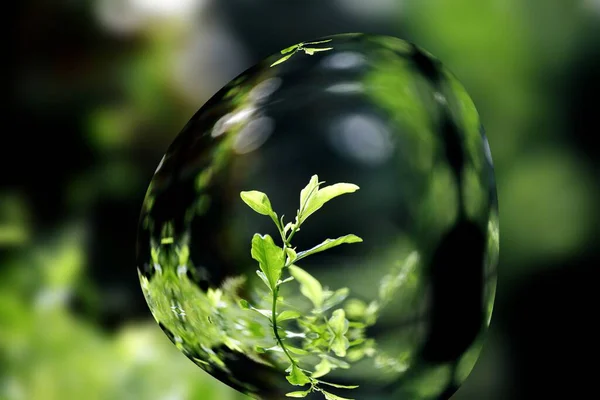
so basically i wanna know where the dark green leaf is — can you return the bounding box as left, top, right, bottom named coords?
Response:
left=238, top=299, right=250, bottom=309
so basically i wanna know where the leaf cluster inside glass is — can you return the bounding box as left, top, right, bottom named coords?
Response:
left=240, top=175, right=364, bottom=399
left=137, top=33, right=499, bottom=400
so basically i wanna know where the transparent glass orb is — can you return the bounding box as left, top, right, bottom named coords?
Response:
left=137, top=33, right=499, bottom=400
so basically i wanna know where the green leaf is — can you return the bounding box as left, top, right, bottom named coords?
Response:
left=329, top=309, right=349, bottom=335
left=289, top=265, right=323, bottom=309
left=284, top=222, right=295, bottom=235
left=281, top=44, right=300, bottom=54
left=319, top=381, right=359, bottom=389
left=322, top=391, right=354, bottom=400
left=344, top=299, right=367, bottom=319
left=238, top=299, right=250, bottom=309
left=278, top=276, right=295, bottom=285
left=322, top=288, right=349, bottom=311
left=251, top=234, right=285, bottom=290
left=278, top=310, right=301, bottom=322
left=287, top=346, right=310, bottom=356
left=312, top=358, right=332, bottom=378
left=286, top=390, right=311, bottom=398
left=303, top=47, right=333, bottom=55
left=331, top=336, right=351, bottom=358
left=299, top=175, right=321, bottom=213
left=256, top=270, right=271, bottom=290
left=296, top=235, right=362, bottom=262
left=286, top=364, right=311, bottom=386
left=304, top=39, right=333, bottom=45
left=299, top=183, right=360, bottom=224
left=285, top=247, right=297, bottom=265
left=241, top=190, right=281, bottom=228
left=322, top=355, right=350, bottom=369
left=329, top=309, right=350, bottom=357
left=240, top=191, right=275, bottom=216
left=271, top=54, right=293, bottom=67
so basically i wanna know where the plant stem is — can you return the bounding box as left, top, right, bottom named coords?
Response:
left=271, top=285, right=296, bottom=366
left=273, top=221, right=303, bottom=367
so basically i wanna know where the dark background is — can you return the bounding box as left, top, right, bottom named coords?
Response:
left=4, top=0, right=599, bottom=399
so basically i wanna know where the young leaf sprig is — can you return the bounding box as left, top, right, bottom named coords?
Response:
left=270, top=39, right=334, bottom=67
left=240, top=175, right=362, bottom=399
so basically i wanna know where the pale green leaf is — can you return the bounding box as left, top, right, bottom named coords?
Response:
left=285, top=247, right=297, bottom=265
left=319, top=381, right=359, bottom=389
left=278, top=310, right=301, bottom=322
left=311, top=358, right=332, bottom=378
left=271, top=54, right=293, bottom=67
left=322, top=288, right=349, bottom=311
left=281, top=44, right=300, bottom=54
left=322, top=391, right=354, bottom=400
left=329, top=309, right=349, bottom=335
left=322, top=355, right=350, bottom=369
left=284, top=222, right=295, bottom=235
left=256, top=270, right=271, bottom=290
left=299, top=183, right=360, bottom=224
left=344, top=299, right=367, bottom=319
left=304, top=39, right=333, bottom=45
left=330, top=335, right=350, bottom=358
left=329, top=309, right=350, bottom=356
left=286, top=390, right=311, bottom=398
left=303, top=47, right=333, bottom=55
left=299, top=175, right=321, bottom=213
left=286, top=364, right=311, bottom=386
left=251, top=234, right=285, bottom=290
left=278, top=276, right=295, bottom=285
left=296, top=235, right=362, bottom=262
left=289, top=265, right=323, bottom=309
left=240, top=191, right=275, bottom=216
left=287, top=346, right=309, bottom=356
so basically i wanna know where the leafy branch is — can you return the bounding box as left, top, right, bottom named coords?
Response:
left=270, top=39, right=334, bottom=67
left=240, top=175, right=362, bottom=399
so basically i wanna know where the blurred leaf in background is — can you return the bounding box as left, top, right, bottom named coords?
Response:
left=6, top=0, right=600, bottom=399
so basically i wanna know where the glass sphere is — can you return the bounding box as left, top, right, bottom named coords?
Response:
left=137, top=33, right=499, bottom=400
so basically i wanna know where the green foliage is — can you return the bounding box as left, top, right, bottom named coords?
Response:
left=270, top=40, right=334, bottom=67
left=240, top=175, right=364, bottom=399
left=250, top=234, right=285, bottom=291
left=295, top=235, right=363, bottom=262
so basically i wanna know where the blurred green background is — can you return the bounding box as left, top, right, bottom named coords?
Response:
left=5, top=0, right=599, bottom=399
